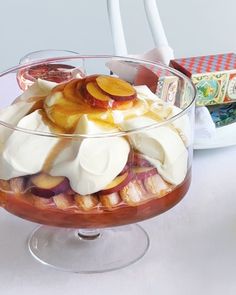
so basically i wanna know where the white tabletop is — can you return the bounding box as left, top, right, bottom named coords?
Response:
left=1, top=146, right=236, bottom=295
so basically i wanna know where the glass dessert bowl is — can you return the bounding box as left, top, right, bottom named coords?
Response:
left=0, top=55, right=196, bottom=273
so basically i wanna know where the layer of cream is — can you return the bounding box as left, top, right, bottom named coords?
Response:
left=51, top=115, right=130, bottom=195
left=0, top=79, right=57, bottom=145
left=0, top=110, right=59, bottom=179
left=120, top=116, right=188, bottom=185
left=0, top=81, right=190, bottom=193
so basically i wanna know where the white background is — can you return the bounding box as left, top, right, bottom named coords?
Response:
left=0, top=0, right=235, bottom=70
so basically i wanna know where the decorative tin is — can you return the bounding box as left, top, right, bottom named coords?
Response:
left=170, top=53, right=236, bottom=106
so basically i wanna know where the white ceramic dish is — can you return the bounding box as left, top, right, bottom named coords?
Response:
left=194, top=121, right=236, bottom=149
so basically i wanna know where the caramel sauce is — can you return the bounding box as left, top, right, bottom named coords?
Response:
left=42, top=138, right=71, bottom=173
left=32, top=76, right=176, bottom=137
left=27, top=95, right=46, bottom=103
left=19, top=77, right=175, bottom=137
left=40, top=109, right=66, bottom=134
left=29, top=99, right=44, bottom=112
left=43, top=78, right=142, bottom=132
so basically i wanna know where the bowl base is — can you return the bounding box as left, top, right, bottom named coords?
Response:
left=28, top=224, right=150, bottom=273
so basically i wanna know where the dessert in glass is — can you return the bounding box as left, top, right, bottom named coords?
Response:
left=0, top=55, right=196, bottom=273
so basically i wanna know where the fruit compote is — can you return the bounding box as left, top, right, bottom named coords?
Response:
left=0, top=169, right=191, bottom=228
left=0, top=72, right=192, bottom=228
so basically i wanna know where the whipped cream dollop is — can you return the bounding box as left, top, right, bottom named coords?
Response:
left=0, top=110, right=60, bottom=179
left=135, top=85, right=191, bottom=146
left=0, top=102, right=35, bottom=145
left=120, top=116, right=188, bottom=185
left=51, top=115, right=130, bottom=195
left=17, top=79, right=57, bottom=102
left=0, top=79, right=57, bottom=145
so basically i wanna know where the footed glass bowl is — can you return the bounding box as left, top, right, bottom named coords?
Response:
left=0, top=55, right=196, bottom=273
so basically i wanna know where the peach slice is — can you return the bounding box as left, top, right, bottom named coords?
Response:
left=48, top=104, right=82, bottom=130
left=84, top=74, right=99, bottom=84
left=84, top=81, right=114, bottom=109
left=63, top=79, right=79, bottom=102
left=99, top=171, right=134, bottom=195
left=53, top=193, right=75, bottom=209
left=100, top=192, right=121, bottom=209
left=96, top=75, right=137, bottom=101
left=30, top=173, right=70, bottom=198
left=44, top=88, right=83, bottom=130
left=74, top=194, right=99, bottom=211
left=53, top=77, right=94, bottom=103
left=119, top=179, right=147, bottom=206
left=143, top=174, right=171, bottom=197
left=63, top=79, right=86, bottom=103
left=132, top=166, right=157, bottom=181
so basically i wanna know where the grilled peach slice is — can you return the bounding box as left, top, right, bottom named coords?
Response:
left=44, top=87, right=85, bottom=130
left=96, top=75, right=137, bottom=101
left=99, top=171, right=134, bottom=195
left=30, top=173, right=70, bottom=198
left=84, top=81, right=114, bottom=109
left=48, top=103, right=82, bottom=130
left=63, top=79, right=82, bottom=103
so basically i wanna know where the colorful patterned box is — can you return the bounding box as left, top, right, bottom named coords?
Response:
left=208, top=103, right=236, bottom=127
left=134, top=65, right=179, bottom=105
left=155, top=75, right=179, bottom=104
left=170, top=53, right=236, bottom=106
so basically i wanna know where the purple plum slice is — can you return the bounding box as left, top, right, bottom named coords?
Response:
left=30, top=173, right=70, bottom=198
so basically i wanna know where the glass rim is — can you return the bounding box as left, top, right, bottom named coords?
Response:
left=0, top=54, right=196, bottom=139
left=19, top=49, right=79, bottom=64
